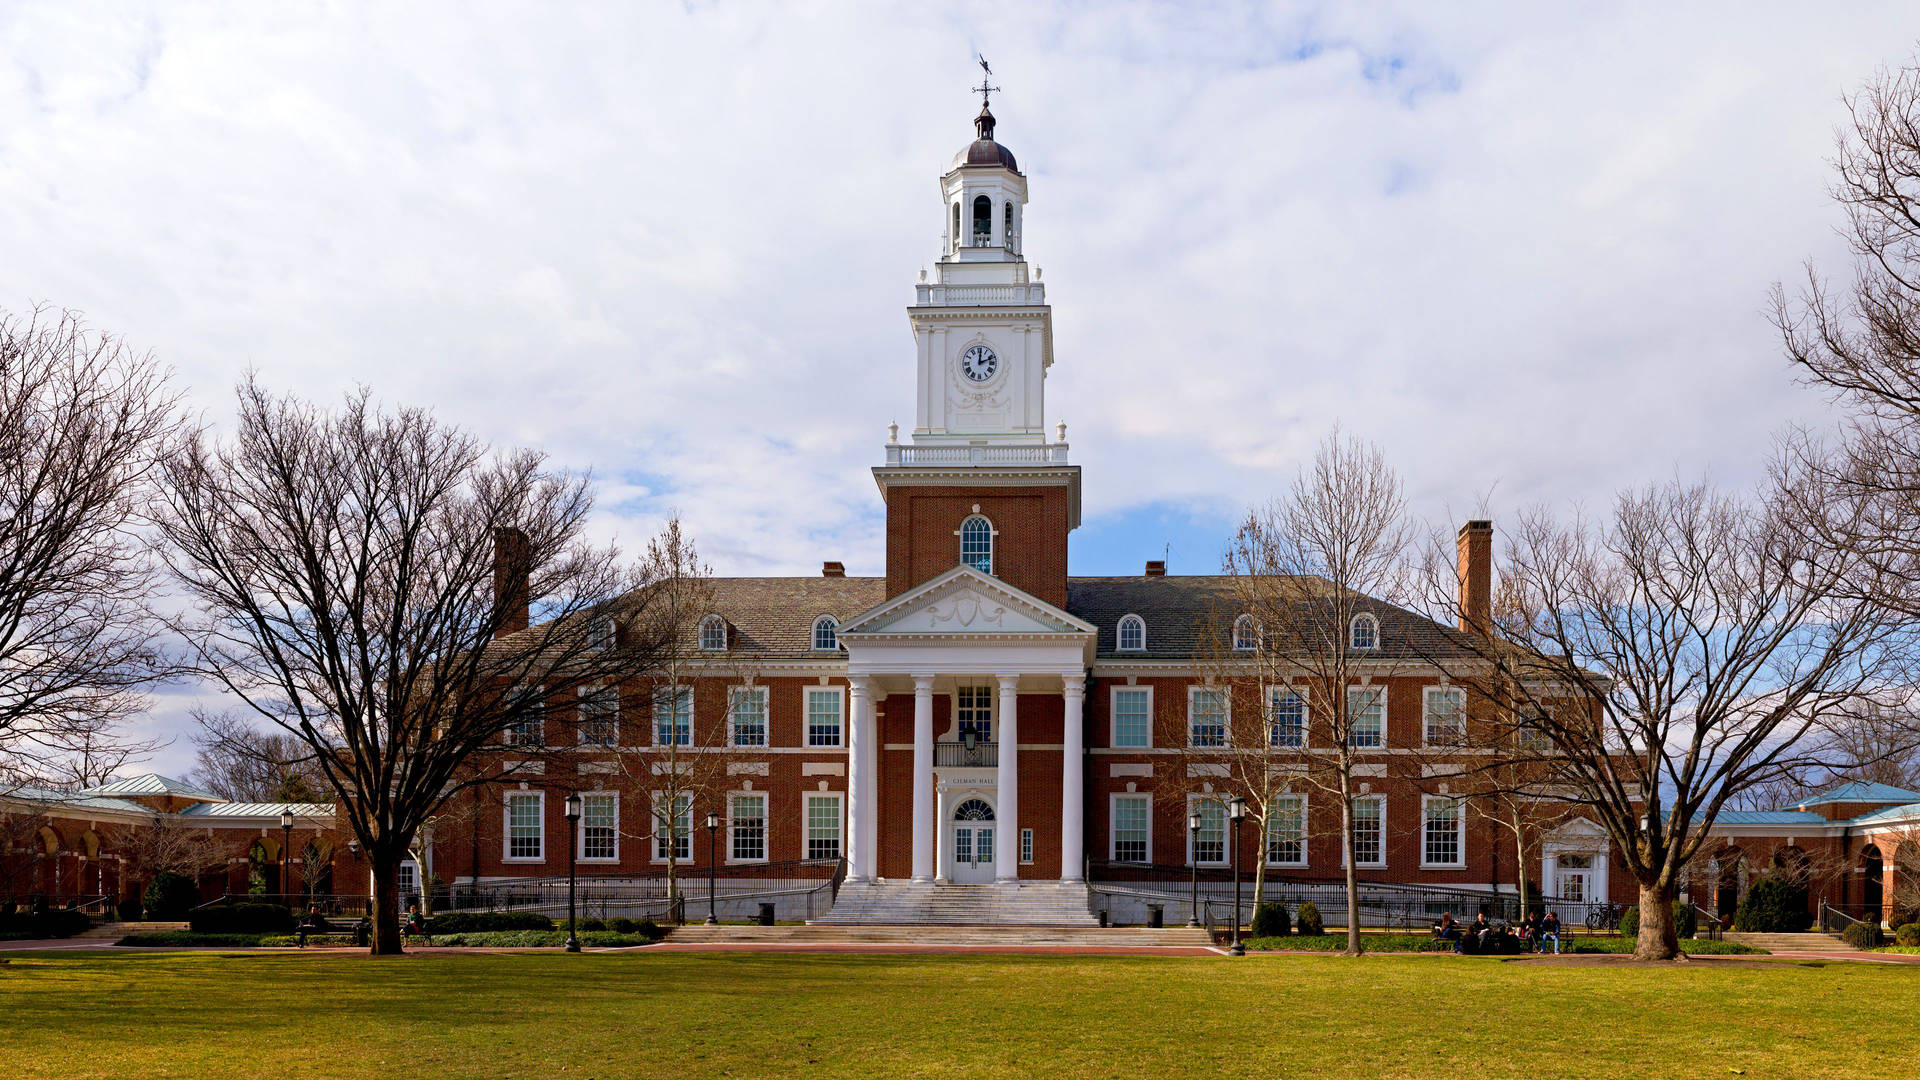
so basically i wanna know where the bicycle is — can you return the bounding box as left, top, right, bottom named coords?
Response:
left=1584, top=900, right=1622, bottom=932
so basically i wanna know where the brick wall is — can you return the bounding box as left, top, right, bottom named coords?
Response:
left=883, top=484, right=1071, bottom=606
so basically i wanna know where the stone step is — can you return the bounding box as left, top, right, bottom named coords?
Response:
left=1723, top=932, right=1853, bottom=951
left=663, top=924, right=1214, bottom=947
left=815, top=882, right=1101, bottom=927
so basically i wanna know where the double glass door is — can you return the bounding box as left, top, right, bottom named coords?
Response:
left=948, top=797, right=996, bottom=883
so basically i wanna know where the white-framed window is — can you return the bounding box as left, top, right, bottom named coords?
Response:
left=504, top=791, right=544, bottom=861
left=960, top=514, right=994, bottom=574
left=1268, top=686, right=1306, bottom=748
left=505, top=684, right=543, bottom=746
left=1189, top=796, right=1227, bottom=866
left=1519, top=713, right=1554, bottom=751
left=653, top=793, right=691, bottom=863
left=577, top=685, right=619, bottom=747
left=1111, top=686, right=1152, bottom=749
left=957, top=685, right=993, bottom=742
left=588, top=618, right=615, bottom=652
left=1111, top=794, right=1151, bottom=863
left=1347, top=686, right=1385, bottom=749
left=729, top=686, right=768, bottom=748
left=811, top=615, right=838, bottom=652
left=804, top=792, right=842, bottom=861
left=1422, top=796, right=1463, bottom=867
left=1117, top=614, right=1146, bottom=652
left=1020, top=828, right=1034, bottom=865
left=1349, top=612, right=1379, bottom=651
left=806, top=687, right=844, bottom=747
left=1188, top=686, right=1228, bottom=748
left=1424, top=686, right=1465, bottom=747
left=653, top=686, right=692, bottom=747
left=580, top=791, right=618, bottom=861
left=729, top=792, right=767, bottom=862
left=1349, top=795, right=1386, bottom=867
left=1267, top=794, right=1307, bottom=867
left=1232, top=614, right=1258, bottom=652
left=698, top=614, right=727, bottom=652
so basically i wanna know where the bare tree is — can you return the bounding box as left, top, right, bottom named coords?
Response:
left=190, top=713, right=328, bottom=802
left=119, top=812, right=227, bottom=888
left=156, top=379, right=672, bottom=953
left=1419, top=477, right=1912, bottom=960
left=1202, top=431, right=1416, bottom=955
left=0, top=796, right=56, bottom=908
left=0, top=306, right=178, bottom=785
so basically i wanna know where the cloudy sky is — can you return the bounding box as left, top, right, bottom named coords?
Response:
left=2, top=2, right=1913, bottom=775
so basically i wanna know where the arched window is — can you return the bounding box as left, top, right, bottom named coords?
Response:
left=953, top=797, right=995, bottom=822
left=811, top=615, right=839, bottom=652
left=1232, top=614, right=1257, bottom=652
left=952, top=202, right=961, bottom=248
left=1349, top=612, right=1379, bottom=651
left=1004, top=202, right=1015, bottom=243
left=1117, top=614, right=1146, bottom=652
left=698, top=614, right=727, bottom=652
left=972, top=195, right=992, bottom=245
left=960, top=515, right=994, bottom=574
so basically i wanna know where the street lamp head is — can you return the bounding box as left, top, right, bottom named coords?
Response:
left=1228, top=795, right=1247, bottom=823
left=564, top=793, right=583, bottom=822
left=1188, top=813, right=1201, bottom=833
left=279, top=810, right=294, bottom=829
left=706, top=812, right=721, bottom=831
left=347, top=838, right=360, bottom=858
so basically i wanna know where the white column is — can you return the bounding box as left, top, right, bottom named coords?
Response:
left=995, top=674, right=1020, bottom=883
left=911, top=674, right=936, bottom=883
left=934, top=784, right=952, bottom=884
left=847, top=676, right=874, bottom=882
left=1060, top=675, right=1085, bottom=883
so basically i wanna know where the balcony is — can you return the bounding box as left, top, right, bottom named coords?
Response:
left=935, top=740, right=998, bottom=768
left=884, top=443, right=1068, bottom=467
left=914, top=281, right=1045, bottom=307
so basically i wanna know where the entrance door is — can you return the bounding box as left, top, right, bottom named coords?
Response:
left=1554, top=854, right=1592, bottom=924
left=948, top=797, right=996, bottom=884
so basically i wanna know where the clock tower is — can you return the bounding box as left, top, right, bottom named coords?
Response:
left=876, top=96, right=1079, bottom=606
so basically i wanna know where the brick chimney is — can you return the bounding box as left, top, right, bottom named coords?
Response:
left=1144, top=560, right=1167, bottom=577
left=492, top=527, right=532, bottom=638
left=821, top=561, right=846, bottom=578
left=1456, top=520, right=1493, bottom=636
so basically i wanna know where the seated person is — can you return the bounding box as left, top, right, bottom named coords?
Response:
left=1432, top=912, right=1460, bottom=941
left=1469, top=909, right=1494, bottom=951
left=301, top=905, right=331, bottom=932
left=1539, top=911, right=1562, bottom=955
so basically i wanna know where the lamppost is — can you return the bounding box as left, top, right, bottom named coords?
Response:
left=279, top=810, right=295, bottom=899
left=705, top=812, right=721, bottom=925
left=1228, top=795, right=1248, bottom=956
left=1187, top=813, right=1202, bottom=928
left=563, top=794, right=582, bottom=953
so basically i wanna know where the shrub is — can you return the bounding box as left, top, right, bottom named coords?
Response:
left=117, top=931, right=267, bottom=947
left=1618, top=901, right=1701, bottom=939
left=144, top=873, right=201, bottom=920
left=578, top=918, right=607, bottom=931
left=115, top=896, right=143, bottom=922
left=0, top=907, right=90, bottom=938
left=1887, top=909, right=1915, bottom=933
left=190, top=903, right=294, bottom=934
left=426, top=911, right=554, bottom=934
left=1896, top=922, right=1920, bottom=948
left=1731, top=878, right=1810, bottom=933
left=1295, top=902, right=1324, bottom=936
left=609, top=917, right=639, bottom=934
left=1250, top=902, right=1290, bottom=938
left=1842, top=920, right=1882, bottom=949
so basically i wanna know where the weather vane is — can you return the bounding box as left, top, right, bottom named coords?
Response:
left=972, top=55, right=1000, bottom=107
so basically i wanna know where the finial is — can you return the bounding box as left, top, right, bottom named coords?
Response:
left=888, top=420, right=899, bottom=443
left=972, top=55, right=1000, bottom=109
left=1056, top=421, right=1067, bottom=443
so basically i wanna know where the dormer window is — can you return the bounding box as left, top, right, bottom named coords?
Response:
left=960, top=515, right=994, bottom=575
left=1349, top=612, right=1379, bottom=651
left=698, top=614, right=727, bottom=652
left=972, top=195, right=992, bottom=245
left=812, top=615, right=839, bottom=652
left=1117, top=614, right=1146, bottom=652
left=1232, top=614, right=1258, bottom=652
left=588, top=618, right=615, bottom=652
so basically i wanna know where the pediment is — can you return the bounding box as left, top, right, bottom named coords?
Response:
left=839, top=566, right=1094, bottom=638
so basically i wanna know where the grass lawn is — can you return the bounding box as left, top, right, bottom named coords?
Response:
left=1, top=950, right=1912, bottom=1079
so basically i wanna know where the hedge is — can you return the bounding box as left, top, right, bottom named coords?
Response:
left=1842, top=921, right=1882, bottom=949
left=189, top=903, right=294, bottom=934
left=143, top=873, right=200, bottom=920
left=1897, top=922, right=1920, bottom=948
left=1251, top=902, right=1290, bottom=938
left=426, top=911, right=554, bottom=933
left=0, top=907, right=90, bottom=939
left=1731, top=878, right=1811, bottom=933
left=117, top=932, right=267, bottom=947
left=1618, top=901, right=1697, bottom=939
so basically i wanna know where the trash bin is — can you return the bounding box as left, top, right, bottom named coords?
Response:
left=1148, top=905, right=1164, bottom=929
left=758, top=902, right=776, bottom=926
left=1098, top=909, right=1109, bottom=928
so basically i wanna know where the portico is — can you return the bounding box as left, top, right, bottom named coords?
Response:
left=837, top=565, right=1095, bottom=887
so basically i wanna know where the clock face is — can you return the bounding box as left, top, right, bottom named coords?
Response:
left=960, top=344, right=999, bottom=383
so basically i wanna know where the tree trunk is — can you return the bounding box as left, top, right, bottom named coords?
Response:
left=370, top=856, right=404, bottom=955
left=1513, top=816, right=1529, bottom=919
left=1340, top=782, right=1363, bottom=956
left=1634, top=880, right=1682, bottom=961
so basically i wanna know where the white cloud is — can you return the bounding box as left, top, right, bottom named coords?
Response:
left=0, top=1, right=1911, bottom=772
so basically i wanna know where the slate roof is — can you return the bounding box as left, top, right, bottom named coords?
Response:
left=700, top=577, right=887, bottom=659
left=1065, top=575, right=1481, bottom=661
left=1787, top=780, right=1920, bottom=809
left=79, top=773, right=221, bottom=802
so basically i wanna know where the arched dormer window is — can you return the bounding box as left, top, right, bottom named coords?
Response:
left=811, top=615, right=839, bottom=652
left=698, top=614, right=727, bottom=652
left=960, top=515, right=994, bottom=574
left=972, top=195, right=992, bottom=245
left=1232, top=614, right=1258, bottom=652
left=1349, top=612, right=1379, bottom=651
left=1117, top=614, right=1146, bottom=652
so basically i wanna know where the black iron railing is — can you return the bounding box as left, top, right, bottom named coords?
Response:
left=934, top=741, right=997, bottom=767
